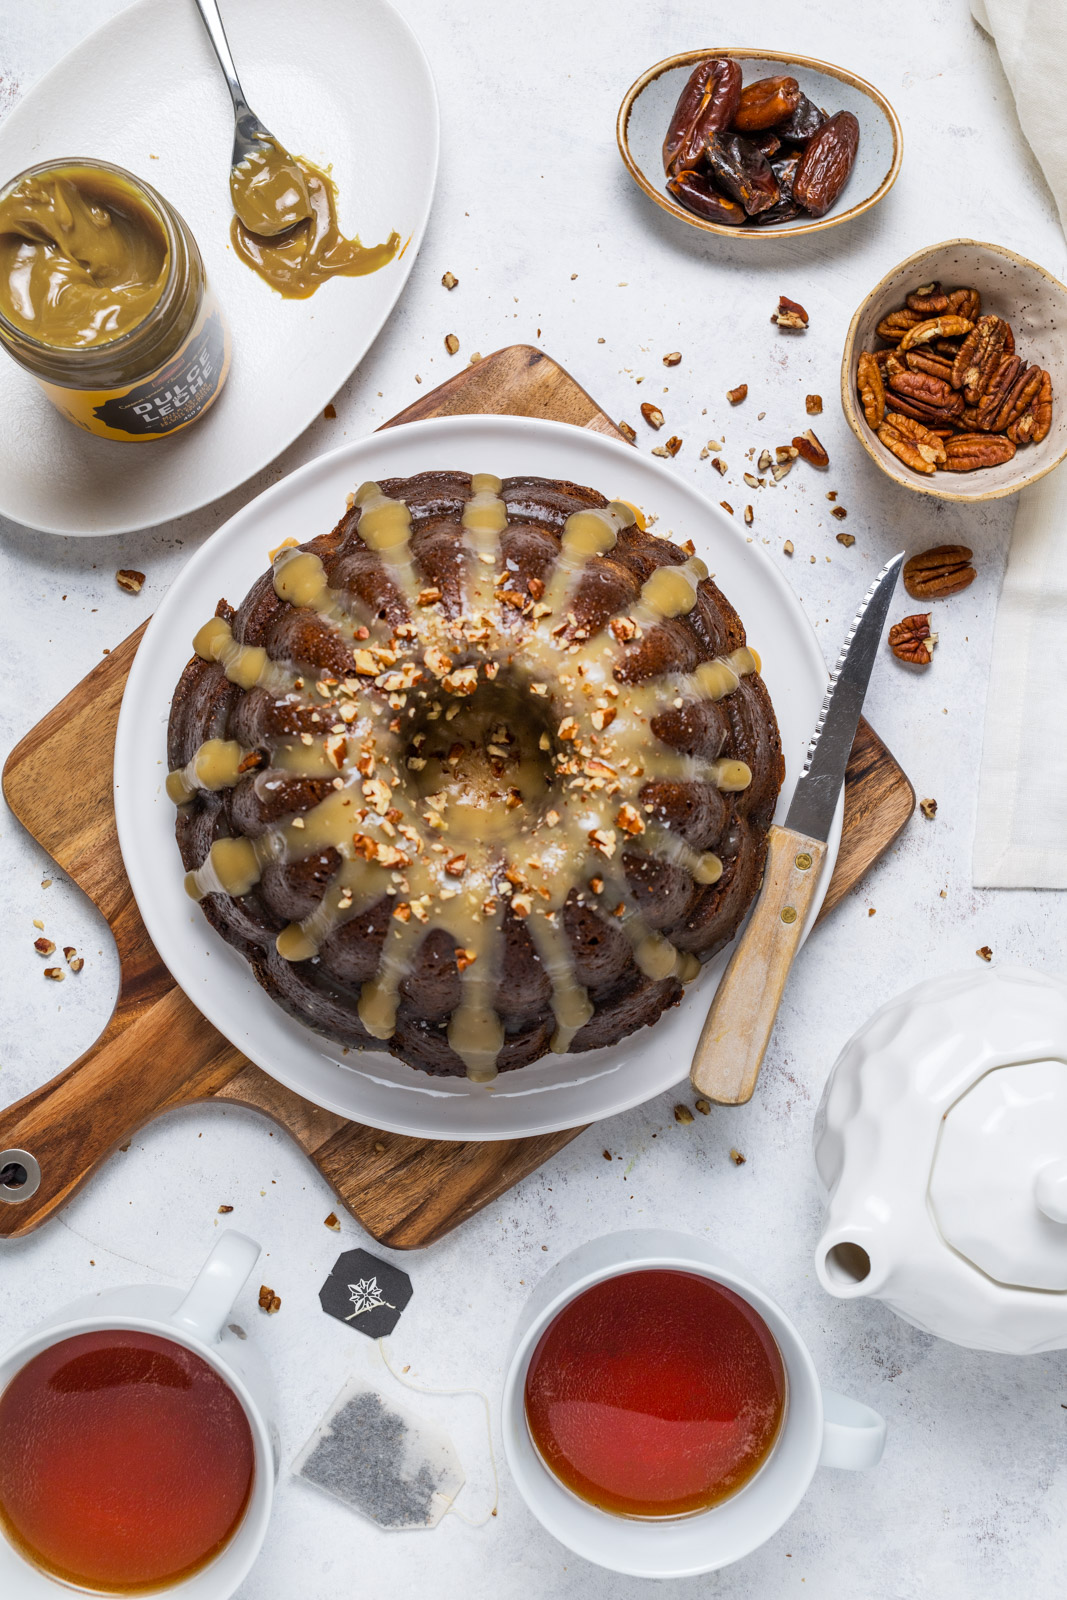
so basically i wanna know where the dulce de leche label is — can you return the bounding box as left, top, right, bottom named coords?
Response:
left=38, top=292, right=231, bottom=442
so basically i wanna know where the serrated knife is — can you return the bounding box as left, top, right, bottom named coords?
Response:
left=689, top=550, right=904, bottom=1105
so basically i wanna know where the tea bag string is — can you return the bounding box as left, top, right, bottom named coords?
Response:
left=376, top=1338, right=499, bottom=1527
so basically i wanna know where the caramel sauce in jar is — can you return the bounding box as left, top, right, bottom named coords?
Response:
left=0, top=158, right=230, bottom=441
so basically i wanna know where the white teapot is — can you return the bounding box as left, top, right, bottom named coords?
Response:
left=813, top=967, right=1067, bottom=1354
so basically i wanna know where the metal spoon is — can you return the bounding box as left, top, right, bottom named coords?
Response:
left=192, top=0, right=312, bottom=237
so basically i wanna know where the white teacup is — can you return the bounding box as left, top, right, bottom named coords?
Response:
left=502, top=1229, right=886, bottom=1578
left=0, top=1232, right=276, bottom=1597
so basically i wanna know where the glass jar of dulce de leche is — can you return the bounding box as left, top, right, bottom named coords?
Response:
left=0, top=157, right=231, bottom=441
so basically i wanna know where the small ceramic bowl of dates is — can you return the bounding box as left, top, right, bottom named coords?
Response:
left=841, top=239, right=1067, bottom=502
left=617, top=48, right=901, bottom=238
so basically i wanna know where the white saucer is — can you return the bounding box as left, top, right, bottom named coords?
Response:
left=114, top=414, right=842, bottom=1140
left=0, top=0, right=438, bottom=535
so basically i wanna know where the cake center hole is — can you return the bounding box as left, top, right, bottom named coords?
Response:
left=405, top=678, right=556, bottom=842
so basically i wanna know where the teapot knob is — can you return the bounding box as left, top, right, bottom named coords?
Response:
left=1034, top=1158, right=1067, bottom=1224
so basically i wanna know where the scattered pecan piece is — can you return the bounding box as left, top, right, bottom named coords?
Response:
left=729, top=1147, right=747, bottom=1166
left=772, top=294, right=808, bottom=329
left=726, top=383, right=748, bottom=404
left=618, top=419, right=637, bottom=443
left=663, top=435, right=683, bottom=456
left=904, top=545, right=976, bottom=599
left=889, top=612, right=938, bottom=666
left=640, top=402, right=665, bottom=429
left=258, top=1285, right=282, bottom=1314
left=663, top=351, right=682, bottom=366
left=976, top=946, right=992, bottom=962
left=806, top=394, right=823, bottom=414
left=34, top=936, right=56, bottom=956
left=942, top=433, right=1016, bottom=471
left=836, top=530, right=855, bottom=546
left=43, top=967, right=64, bottom=981
left=783, top=539, right=794, bottom=555
left=830, top=506, right=848, bottom=520
left=116, top=568, right=146, bottom=594
left=792, top=429, right=829, bottom=467
left=857, top=351, right=885, bottom=429
left=68, top=957, right=84, bottom=973
left=324, top=1212, right=341, bottom=1230
left=674, top=1104, right=695, bottom=1124
left=920, top=797, right=938, bottom=819
left=444, top=333, right=460, bottom=354
left=441, top=270, right=458, bottom=289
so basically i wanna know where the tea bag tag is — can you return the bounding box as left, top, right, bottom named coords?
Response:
left=293, top=1378, right=465, bottom=1529
left=319, top=1248, right=413, bottom=1338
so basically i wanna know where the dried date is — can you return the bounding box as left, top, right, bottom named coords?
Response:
left=793, top=110, right=860, bottom=217
left=705, top=132, right=780, bottom=215
left=666, top=168, right=746, bottom=225
left=775, top=91, right=827, bottom=145
left=734, top=74, right=800, bottom=131
left=663, top=58, right=743, bottom=176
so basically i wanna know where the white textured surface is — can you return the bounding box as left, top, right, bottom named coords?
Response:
left=2, top=2, right=1067, bottom=1595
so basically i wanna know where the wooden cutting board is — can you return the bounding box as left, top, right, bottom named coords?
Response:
left=0, top=345, right=914, bottom=1247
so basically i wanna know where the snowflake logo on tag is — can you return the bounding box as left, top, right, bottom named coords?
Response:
left=345, top=1277, right=396, bottom=1320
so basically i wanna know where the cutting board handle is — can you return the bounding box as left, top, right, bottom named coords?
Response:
left=0, top=980, right=242, bottom=1238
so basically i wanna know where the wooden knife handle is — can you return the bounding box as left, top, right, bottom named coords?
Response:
left=690, top=824, right=827, bottom=1105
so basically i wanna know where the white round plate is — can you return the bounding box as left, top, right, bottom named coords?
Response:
left=115, top=415, right=842, bottom=1140
left=0, top=0, right=437, bottom=536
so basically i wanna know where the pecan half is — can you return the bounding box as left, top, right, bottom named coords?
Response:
left=942, top=433, right=1016, bottom=471
left=640, top=402, right=664, bottom=429
left=990, top=362, right=1043, bottom=433
left=1006, top=410, right=1036, bottom=445
left=1031, top=369, right=1053, bottom=442
left=857, top=351, right=885, bottom=429
left=889, top=613, right=938, bottom=665
left=888, top=370, right=964, bottom=423
left=903, top=545, right=976, bottom=600
left=876, top=308, right=924, bottom=344
left=974, top=354, right=1023, bottom=429
left=772, top=294, right=808, bottom=328
left=947, top=287, right=981, bottom=322
left=897, top=314, right=975, bottom=352
left=905, top=349, right=955, bottom=383
left=953, top=315, right=1009, bottom=403
left=877, top=413, right=946, bottom=473
left=906, top=282, right=950, bottom=315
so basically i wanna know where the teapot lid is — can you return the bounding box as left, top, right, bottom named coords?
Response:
left=929, top=1058, right=1067, bottom=1290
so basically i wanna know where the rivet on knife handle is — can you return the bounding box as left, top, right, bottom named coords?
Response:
left=690, top=825, right=827, bottom=1103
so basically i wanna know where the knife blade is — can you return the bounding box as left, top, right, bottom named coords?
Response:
left=785, top=550, right=905, bottom=841
left=689, top=551, right=903, bottom=1105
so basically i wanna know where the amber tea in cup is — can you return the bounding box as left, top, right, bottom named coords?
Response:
left=524, top=1268, right=786, bottom=1518
left=0, top=1329, right=255, bottom=1593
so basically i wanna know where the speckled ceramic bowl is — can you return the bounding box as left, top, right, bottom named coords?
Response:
left=617, top=48, right=901, bottom=240
left=841, top=239, right=1067, bottom=502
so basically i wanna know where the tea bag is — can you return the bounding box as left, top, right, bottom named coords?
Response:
left=293, top=1378, right=465, bottom=1529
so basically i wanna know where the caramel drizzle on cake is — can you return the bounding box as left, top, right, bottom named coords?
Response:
left=172, top=476, right=760, bottom=1084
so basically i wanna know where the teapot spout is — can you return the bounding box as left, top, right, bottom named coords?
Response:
left=815, top=1228, right=885, bottom=1299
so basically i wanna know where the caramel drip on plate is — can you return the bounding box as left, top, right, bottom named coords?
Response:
left=175, top=479, right=761, bottom=1082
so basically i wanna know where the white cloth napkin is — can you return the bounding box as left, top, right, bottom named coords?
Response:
left=971, top=0, right=1067, bottom=886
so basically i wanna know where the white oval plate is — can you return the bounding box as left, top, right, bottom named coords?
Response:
left=115, top=415, right=842, bottom=1140
left=0, top=0, right=438, bottom=536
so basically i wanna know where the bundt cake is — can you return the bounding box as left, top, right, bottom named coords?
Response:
left=167, top=471, right=784, bottom=1083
